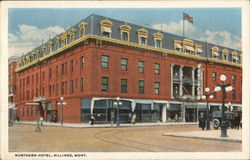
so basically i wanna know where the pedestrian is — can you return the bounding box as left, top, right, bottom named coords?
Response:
left=90, top=115, right=95, bottom=125
left=235, top=114, right=241, bottom=130
left=131, top=112, right=136, bottom=125
left=199, top=113, right=205, bottom=130
left=231, top=114, right=235, bottom=129
left=174, top=113, right=178, bottom=123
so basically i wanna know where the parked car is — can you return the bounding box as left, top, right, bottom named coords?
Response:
left=212, top=111, right=236, bottom=129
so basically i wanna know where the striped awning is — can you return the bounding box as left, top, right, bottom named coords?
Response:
left=212, top=51, right=219, bottom=57
left=233, top=56, right=239, bottom=60
left=175, top=43, right=182, bottom=49
left=196, top=48, right=203, bottom=53
left=184, top=45, right=195, bottom=52
left=102, top=26, right=112, bottom=33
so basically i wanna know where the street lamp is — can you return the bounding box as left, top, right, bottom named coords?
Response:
left=214, top=74, right=233, bottom=137
left=202, top=87, right=214, bottom=130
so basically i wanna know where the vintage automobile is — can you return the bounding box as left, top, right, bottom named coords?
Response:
left=212, top=111, right=236, bottom=129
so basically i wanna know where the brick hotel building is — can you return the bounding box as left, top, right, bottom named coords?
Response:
left=9, top=14, right=242, bottom=124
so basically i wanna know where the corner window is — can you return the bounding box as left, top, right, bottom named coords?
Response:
left=101, top=77, right=109, bottom=92
left=101, top=55, right=109, bottom=68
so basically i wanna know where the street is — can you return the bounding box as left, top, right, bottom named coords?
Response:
left=9, top=124, right=241, bottom=152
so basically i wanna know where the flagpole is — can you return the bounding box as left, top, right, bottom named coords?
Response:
left=183, top=12, right=185, bottom=38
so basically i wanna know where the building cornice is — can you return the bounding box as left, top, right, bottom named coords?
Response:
left=16, top=35, right=242, bottom=73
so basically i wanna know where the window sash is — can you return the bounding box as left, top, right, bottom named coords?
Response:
left=122, top=32, right=128, bottom=41
left=155, top=40, right=161, bottom=48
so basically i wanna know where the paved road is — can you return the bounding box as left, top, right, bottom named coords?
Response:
left=9, top=124, right=241, bottom=152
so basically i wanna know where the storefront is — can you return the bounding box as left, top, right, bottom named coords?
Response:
left=167, top=103, right=182, bottom=122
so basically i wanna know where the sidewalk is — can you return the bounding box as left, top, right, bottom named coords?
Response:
left=14, top=120, right=197, bottom=128
left=163, top=128, right=242, bottom=143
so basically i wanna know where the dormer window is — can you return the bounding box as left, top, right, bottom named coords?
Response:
left=119, top=24, right=131, bottom=42
left=231, top=51, right=238, bottom=63
left=153, top=32, right=164, bottom=48
left=69, top=28, right=76, bottom=43
left=48, top=41, right=53, bottom=53
left=222, top=49, right=229, bottom=61
left=55, top=37, right=61, bottom=50
left=183, top=39, right=195, bottom=55
left=61, top=32, right=68, bottom=47
left=184, top=46, right=195, bottom=54
left=195, top=44, right=203, bottom=56
left=78, top=22, right=87, bottom=38
left=137, top=28, right=148, bottom=46
left=174, top=40, right=182, bottom=52
left=100, top=19, right=112, bottom=38
left=211, top=46, right=219, bottom=59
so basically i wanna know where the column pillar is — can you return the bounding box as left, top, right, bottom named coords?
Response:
left=192, top=67, right=195, bottom=96
left=162, top=104, right=167, bottom=123
left=170, top=64, right=174, bottom=98
left=179, top=65, right=183, bottom=97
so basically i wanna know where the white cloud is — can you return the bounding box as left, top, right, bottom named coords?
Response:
left=152, top=21, right=241, bottom=50
left=9, top=24, right=64, bottom=57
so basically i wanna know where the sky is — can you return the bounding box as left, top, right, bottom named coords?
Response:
left=8, top=8, right=242, bottom=57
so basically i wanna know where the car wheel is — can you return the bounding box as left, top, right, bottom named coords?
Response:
left=213, top=119, right=220, bottom=129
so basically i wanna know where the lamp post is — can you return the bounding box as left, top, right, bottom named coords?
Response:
left=202, top=87, right=214, bottom=130
left=214, top=74, right=233, bottom=137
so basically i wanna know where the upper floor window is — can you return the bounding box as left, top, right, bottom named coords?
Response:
left=101, top=77, right=109, bottom=92
left=138, top=61, right=144, bottom=73
left=137, top=28, right=148, bottom=45
left=78, top=22, right=87, bottom=38
left=121, top=79, right=128, bottom=93
left=100, top=19, right=112, bottom=38
left=138, top=80, right=144, bottom=94
left=153, top=32, right=164, bottom=48
left=232, top=75, right=236, bottom=84
left=154, top=82, right=160, bottom=95
left=231, top=51, right=239, bottom=64
left=184, top=45, right=195, bottom=54
left=81, top=77, right=84, bottom=92
left=81, top=56, right=85, bottom=69
left=119, top=24, right=131, bottom=42
left=102, top=55, right=109, bottom=68
left=232, top=89, right=236, bottom=99
left=211, top=46, right=219, bottom=59
left=121, top=58, right=128, bottom=71
left=71, top=60, right=75, bottom=72
left=154, top=63, right=160, bottom=75
left=212, top=72, right=217, bottom=81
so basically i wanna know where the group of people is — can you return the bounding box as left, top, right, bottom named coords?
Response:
left=231, top=114, right=242, bottom=130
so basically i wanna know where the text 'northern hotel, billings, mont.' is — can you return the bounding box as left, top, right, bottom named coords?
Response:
left=8, top=14, right=242, bottom=124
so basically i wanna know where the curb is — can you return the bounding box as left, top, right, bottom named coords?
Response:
left=163, top=134, right=242, bottom=143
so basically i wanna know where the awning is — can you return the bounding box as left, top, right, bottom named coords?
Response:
left=212, top=51, right=219, bottom=57
left=140, top=34, right=148, bottom=38
left=184, top=45, right=195, bottom=52
left=196, top=48, right=203, bottom=53
left=102, top=26, right=112, bottom=33
left=135, top=99, right=153, bottom=110
left=175, top=43, right=182, bottom=49
left=233, top=56, right=239, bottom=60
left=153, top=100, right=167, bottom=104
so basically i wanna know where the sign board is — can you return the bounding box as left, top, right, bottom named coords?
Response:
left=26, top=102, right=39, bottom=105
left=57, top=102, right=66, bottom=105
left=33, top=96, right=46, bottom=102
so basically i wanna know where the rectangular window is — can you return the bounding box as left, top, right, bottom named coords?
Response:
left=101, top=77, right=109, bottom=91
left=71, top=60, right=75, bottom=72
left=32, top=75, right=34, bottom=84
left=121, top=58, right=128, bottom=71
left=65, top=62, right=67, bottom=74
left=154, top=82, right=160, bottom=95
left=122, top=32, right=128, bottom=41
left=140, top=37, right=146, bottom=45
left=56, top=83, right=59, bottom=96
left=71, top=80, right=74, bottom=93
left=49, top=68, right=52, bottom=79
left=138, top=61, right=144, bottom=73
left=42, top=87, right=44, bottom=96
left=65, top=81, right=67, bottom=95
left=155, top=40, right=161, bottom=48
left=31, top=89, right=34, bottom=99
left=81, top=77, right=84, bottom=92
left=61, top=64, right=64, bottom=75
left=49, top=85, right=52, bottom=97
left=27, top=107, right=29, bottom=117
left=212, top=87, right=216, bottom=98
left=154, top=63, right=160, bottom=75
left=36, top=73, right=38, bottom=83
left=139, top=80, right=144, bottom=94
left=102, top=32, right=110, bottom=38
left=61, top=82, right=64, bottom=95
left=121, top=79, right=127, bottom=93
left=56, top=66, right=59, bottom=76
left=232, top=89, right=236, bottom=99
left=42, top=71, right=45, bottom=81
left=81, top=56, right=85, bottom=69
left=232, top=75, right=236, bottom=84
left=31, top=106, right=34, bottom=117
left=36, top=88, right=38, bottom=97
left=212, top=72, right=217, bottom=81
left=75, top=78, right=78, bottom=89
left=101, top=55, right=109, bottom=68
